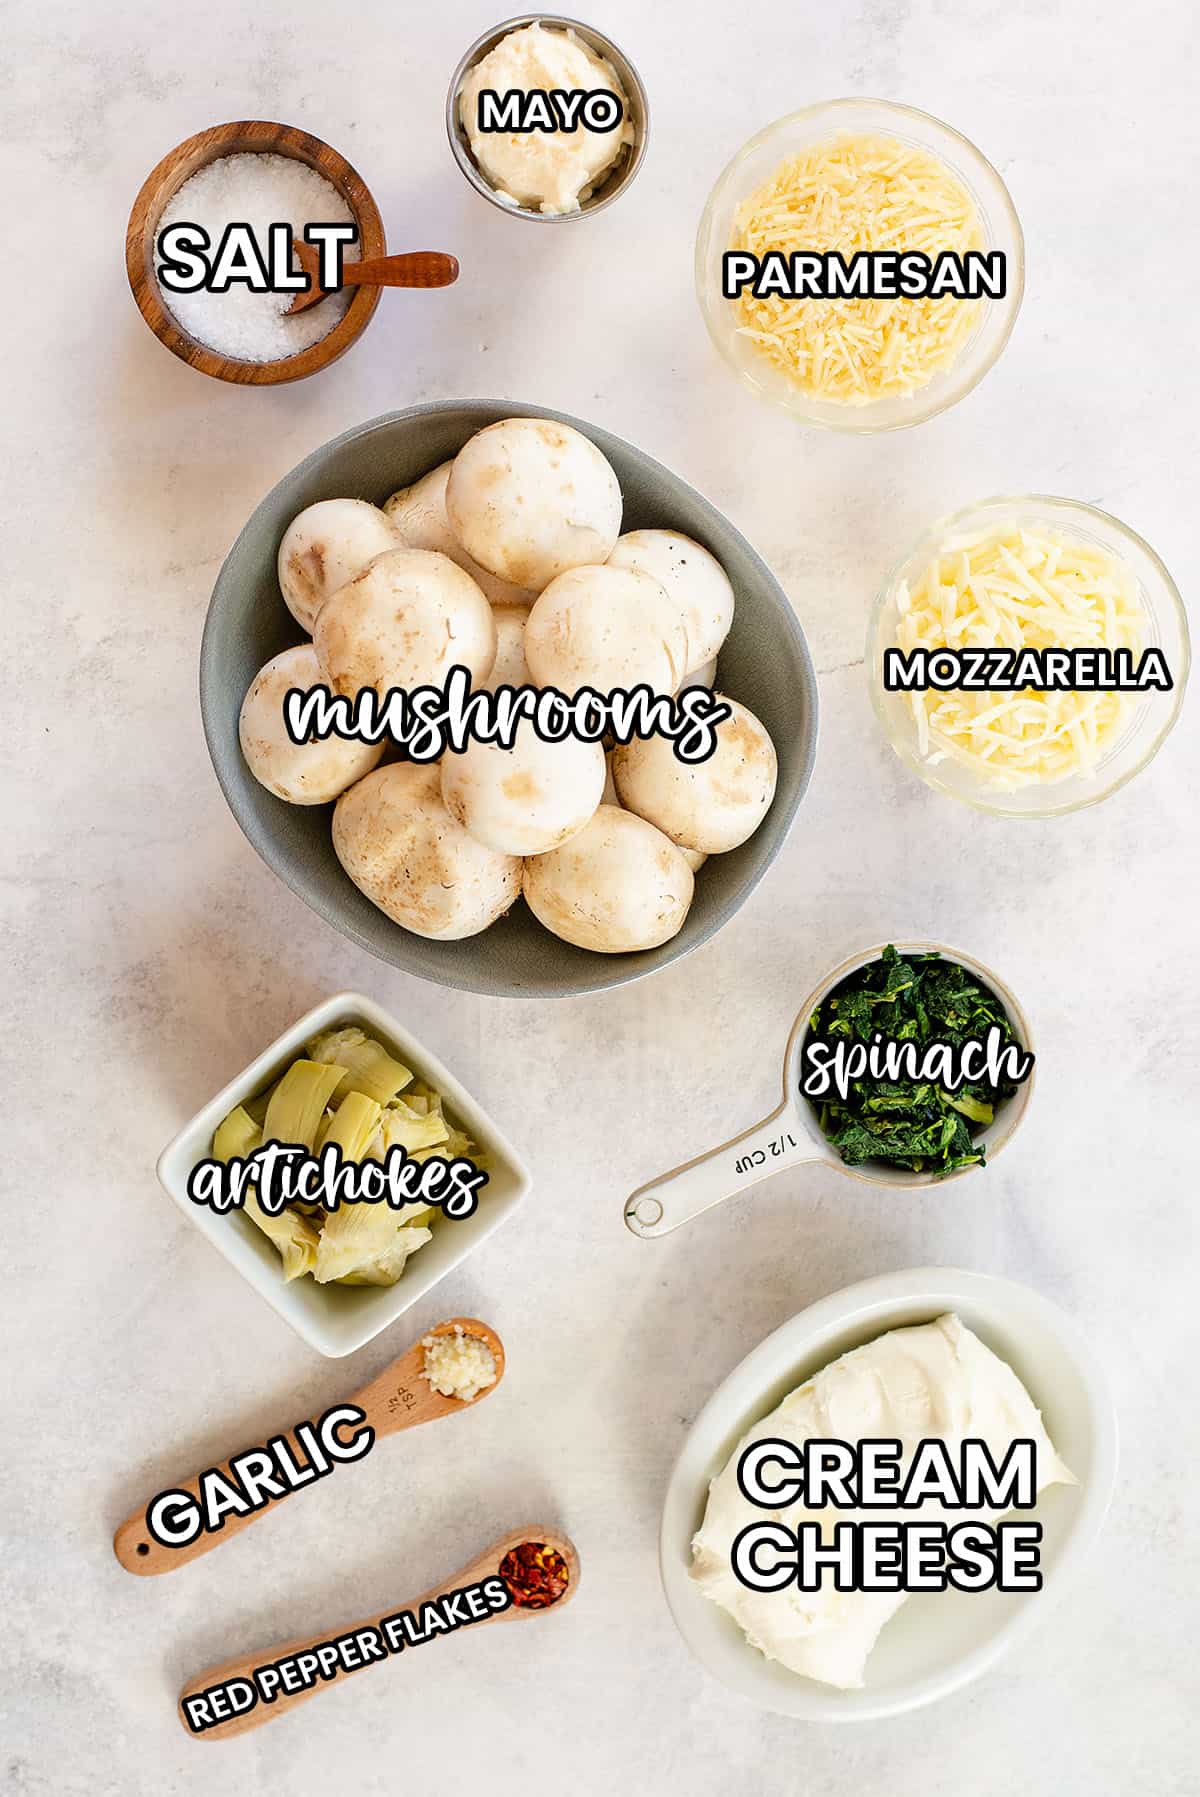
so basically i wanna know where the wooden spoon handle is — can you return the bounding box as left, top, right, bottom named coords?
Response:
left=112, top=1411, right=369, bottom=1577
left=179, top=1527, right=578, bottom=1742
left=113, top=1320, right=503, bottom=1577
left=341, top=251, right=459, bottom=289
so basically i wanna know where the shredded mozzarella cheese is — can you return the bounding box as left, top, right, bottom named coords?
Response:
left=730, top=132, right=984, bottom=403
left=894, top=521, right=1146, bottom=788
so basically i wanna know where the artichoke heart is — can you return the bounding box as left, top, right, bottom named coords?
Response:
left=212, top=1105, right=262, bottom=1163
left=315, top=1198, right=433, bottom=1285
left=317, top=1090, right=383, bottom=1160
left=306, top=1027, right=413, bottom=1107
left=333, top=1227, right=434, bottom=1286
left=414, top=1123, right=483, bottom=1168
left=262, top=1060, right=345, bottom=1151
left=368, top=1099, right=450, bottom=1158
left=244, top=1191, right=320, bottom=1281
left=242, top=1086, right=273, bottom=1128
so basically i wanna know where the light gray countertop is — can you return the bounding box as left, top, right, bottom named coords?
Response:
left=2, top=0, right=1196, bottom=1791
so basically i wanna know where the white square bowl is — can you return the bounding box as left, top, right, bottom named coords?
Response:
left=156, top=991, right=531, bottom=1357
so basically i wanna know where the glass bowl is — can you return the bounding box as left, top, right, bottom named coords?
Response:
left=866, top=495, right=1190, bottom=817
left=695, top=98, right=1024, bottom=433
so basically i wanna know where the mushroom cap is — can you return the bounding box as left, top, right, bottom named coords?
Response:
left=446, top=418, right=622, bottom=590
left=522, top=804, right=694, bottom=953
left=611, top=694, right=778, bottom=854
left=524, top=564, right=688, bottom=697
left=239, top=645, right=384, bottom=805
left=597, top=751, right=706, bottom=869
left=385, top=461, right=536, bottom=608
left=314, top=548, right=497, bottom=700
left=679, top=655, right=718, bottom=692
left=607, top=530, right=735, bottom=674
left=441, top=723, right=605, bottom=856
left=332, top=762, right=521, bottom=940
left=277, top=498, right=399, bottom=632
left=481, top=603, right=531, bottom=693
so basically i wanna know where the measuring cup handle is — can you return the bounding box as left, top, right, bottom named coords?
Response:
left=624, top=1101, right=823, bottom=1239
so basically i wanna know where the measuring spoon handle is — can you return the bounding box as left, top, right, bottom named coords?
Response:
left=180, top=1574, right=477, bottom=1741
left=179, top=1526, right=577, bottom=1742
left=114, top=1322, right=504, bottom=1578
left=112, top=1414, right=352, bottom=1577
left=624, top=1100, right=825, bottom=1238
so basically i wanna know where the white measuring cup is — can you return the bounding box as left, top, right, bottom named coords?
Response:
left=624, top=941, right=1035, bottom=1238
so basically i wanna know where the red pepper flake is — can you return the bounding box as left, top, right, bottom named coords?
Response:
left=500, top=1540, right=570, bottom=1609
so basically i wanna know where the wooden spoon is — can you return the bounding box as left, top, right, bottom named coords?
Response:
left=113, top=1317, right=503, bottom=1577
left=287, top=240, right=459, bottom=313
left=179, top=1524, right=579, bottom=1740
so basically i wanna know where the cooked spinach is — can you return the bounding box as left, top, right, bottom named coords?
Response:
left=803, top=945, right=1023, bottom=1176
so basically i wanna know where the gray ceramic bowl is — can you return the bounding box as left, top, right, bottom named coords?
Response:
left=200, top=401, right=818, bottom=998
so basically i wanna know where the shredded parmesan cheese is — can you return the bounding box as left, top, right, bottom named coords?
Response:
left=894, top=521, right=1146, bottom=788
left=731, top=132, right=984, bottom=403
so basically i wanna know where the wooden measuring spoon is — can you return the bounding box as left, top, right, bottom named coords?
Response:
left=113, top=1317, right=503, bottom=1577
left=287, top=240, right=459, bottom=313
left=179, top=1525, right=579, bottom=1741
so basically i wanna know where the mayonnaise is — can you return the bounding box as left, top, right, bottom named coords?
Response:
left=458, top=23, right=633, bottom=215
left=690, top=1314, right=1075, bottom=1690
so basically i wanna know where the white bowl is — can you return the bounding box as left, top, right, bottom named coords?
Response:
left=156, top=992, right=531, bottom=1358
left=660, top=1267, right=1117, bottom=1719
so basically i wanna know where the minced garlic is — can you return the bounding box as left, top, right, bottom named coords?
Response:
left=422, top=1327, right=498, bottom=1402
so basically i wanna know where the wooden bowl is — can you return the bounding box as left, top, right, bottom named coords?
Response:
left=125, top=120, right=386, bottom=386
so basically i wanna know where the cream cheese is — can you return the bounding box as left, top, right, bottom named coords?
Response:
left=690, top=1313, right=1075, bottom=1690
left=458, top=23, right=633, bottom=215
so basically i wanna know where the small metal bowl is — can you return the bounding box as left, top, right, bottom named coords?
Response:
left=446, top=15, right=649, bottom=221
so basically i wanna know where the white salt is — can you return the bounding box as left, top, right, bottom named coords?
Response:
left=155, top=153, right=357, bottom=363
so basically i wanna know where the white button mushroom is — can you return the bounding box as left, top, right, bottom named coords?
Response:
left=332, top=763, right=521, bottom=940
left=446, top=418, right=622, bottom=590
left=611, top=695, right=778, bottom=854
left=679, top=656, right=718, bottom=692
left=239, top=644, right=384, bottom=804
left=522, top=804, right=694, bottom=953
left=441, top=723, right=605, bottom=857
left=384, top=461, right=536, bottom=608
left=524, top=564, right=689, bottom=696
left=277, top=499, right=400, bottom=632
left=600, top=748, right=708, bottom=867
left=314, top=548, right=497, bottom=700
left=481, top=603, right=531, bottom=692
left=607, top=531, right=735, bottom=674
